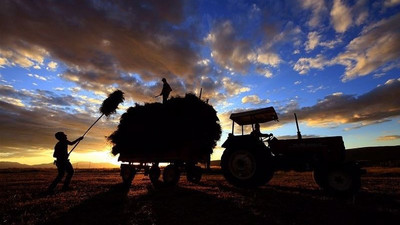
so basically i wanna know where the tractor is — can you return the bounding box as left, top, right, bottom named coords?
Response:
left=221, top=107, right=365, bottom=196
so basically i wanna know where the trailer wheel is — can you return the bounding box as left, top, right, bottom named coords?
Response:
left=120, top=164, right=135, bottom=187
left=149, top=165, right=161, bottom=185
left=221, top=148, right=274, bottom=188
left=314, top=164, right=361, bottom=196
left=186, top=166, right=202, bottom=183
left=312, top=169, right=325, bottom=188
left=163, top=165, right=180, bottom=186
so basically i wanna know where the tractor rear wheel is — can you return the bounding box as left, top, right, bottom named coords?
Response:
left=163, top=165, right=181, bottom=186
left=221, top=148, right=274, bottom=188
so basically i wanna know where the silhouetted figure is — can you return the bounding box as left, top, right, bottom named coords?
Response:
left=47, top=132, right=83, bottom=193
left=157, top=78, right=172, bottom=104
left=251, top=123, right=271, bottom=139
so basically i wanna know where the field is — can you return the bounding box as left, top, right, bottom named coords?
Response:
left=0, top=167, right=399, bottom=225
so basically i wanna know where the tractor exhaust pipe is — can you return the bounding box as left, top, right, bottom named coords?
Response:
left=294, top=113, right=302, bottom=140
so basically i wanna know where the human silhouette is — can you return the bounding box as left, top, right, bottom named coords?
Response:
left=47, top=132, right=83, bottom=193
left=156, top=78, right=172, bottom=104
left=251, top=123, right=271, bottom=139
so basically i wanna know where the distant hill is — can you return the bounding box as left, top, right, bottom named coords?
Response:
left=0, top=162, right=32, bottom=169
left=2, top=145, right=399, bottom=169
left=72, top=161, right=119, bottom=169
left=0, top=161, right=119, bottom=169
left=346, top=145, right=400, bottom=161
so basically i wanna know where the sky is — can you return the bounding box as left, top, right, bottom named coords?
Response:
left=0, top=0, right=399, bottom=165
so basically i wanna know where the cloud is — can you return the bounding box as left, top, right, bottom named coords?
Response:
left=205, top=21, right=253, bottom=73
left=300, top=0, right=327, bottom=28
left=222, top=77, right=250, bottom=96
left=305, top=31, right=320, bottom=51
left=305, top=85, right=325, bottom=93
left=305, top=31, right=342, bottom=52
left=0, top=57, right=8, bottom=68
left=294, top=13, right=400, bottom=81
left=330, top=0, right=352, bottom=33
left=47, top=61, right=58, bottom=71
left=242, top=95, right=261, bottom=104
left=256, top=52, right=281, bottom=67
left=0, top=0, right=201, bottom=95
left=0, top=85, right=121, bottom=160
left=0, top=46, right=47, bottom=68
left=205, top=18, right=289, bottom=76
left=319, top=38, right=342, bottom=49
left=293, top=54, right=331, bottom=74
left=241, top=94, right=271, bottom=105
left=277, top=78, right=400, bottom=129
left=256, top=67, right=273, bottom=78
left=384, top=0, right=400, bottom=8
left=344, top=119, right=391, bottom=131
left=377, top=135, right=400, bottom=141
left=28, top=73, right=47, bottom=81
left=353, top=0, right=368, bottom=25
left=337, top=13, right=400, bottom=81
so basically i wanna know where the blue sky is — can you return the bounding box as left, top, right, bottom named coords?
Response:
left=0, top=0, right=399, bottom=165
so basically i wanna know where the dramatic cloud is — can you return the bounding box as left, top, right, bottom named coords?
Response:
left=305, top=31, right=342, bottom=52
left=0, top=85, right=121, bottom=160
left=353, top=0, right=368, bottom=25
left=0, top=47, right=47, bottom=68
left=293, top=54, right=331, bottom=74
left=0, top=0, right=200, bottom=93
left=256, top=67, right=273, bottom=78
left=47, top=61, right=58, bottom=71
left=278, top=79, right=400, bottom=129
left=377, top=135, right=400, bottom=141
left=222, top=77, right=250, bottom=96
left=300, top=0, right=327, bottom=28
left=305, top=31, right=320, bottom=51
left=384, top=0, right=400, bottom=8
left=294, top=13, right=400, bottom=81
left=256, top=52, right=281, bottom=67
left=205, top=19, right=286, bottom=75
left=330, top=0, right=352, bottom=33
left=205, top=21, right=253, bottom=73
left=337, top=13, right=400, bottom=81
left=241, top=94, right=272, bottom=105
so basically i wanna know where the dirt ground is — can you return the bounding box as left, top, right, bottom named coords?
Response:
left=0, top=167, right=399, bottom=225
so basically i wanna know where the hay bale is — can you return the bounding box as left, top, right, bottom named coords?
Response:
left=108, top=94, right=221, bottom=158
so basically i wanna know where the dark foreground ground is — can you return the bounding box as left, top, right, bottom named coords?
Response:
left=0, top=167, right=399, bottom=225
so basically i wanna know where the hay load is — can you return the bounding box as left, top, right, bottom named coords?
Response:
left=108, top=94, right=221, bottom=159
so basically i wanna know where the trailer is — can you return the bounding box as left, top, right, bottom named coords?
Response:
left=118, top=145, right=211, bottom=186
left=109, top=94, right=221, bottom=187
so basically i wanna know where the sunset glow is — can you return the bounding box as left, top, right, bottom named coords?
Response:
left=0, top=0, right=399, bottom=166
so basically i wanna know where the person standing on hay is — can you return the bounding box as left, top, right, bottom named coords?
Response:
left=156, top=78, right=172, bottom=103
left=46, top=132, right=83, bottom=193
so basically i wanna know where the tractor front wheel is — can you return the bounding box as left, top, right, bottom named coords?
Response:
left=314, top=164, right=362, bottom=196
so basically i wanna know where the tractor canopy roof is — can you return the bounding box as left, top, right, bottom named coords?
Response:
left=230, top=107, right=278, bottom=125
